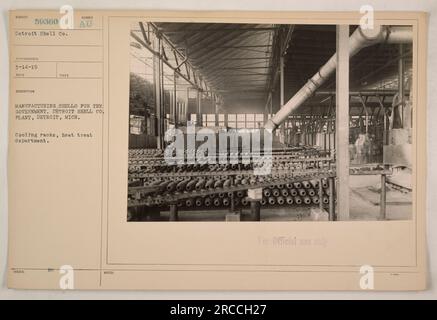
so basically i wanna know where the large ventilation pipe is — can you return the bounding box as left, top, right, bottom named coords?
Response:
left=264, top=25, right=413, bottom=131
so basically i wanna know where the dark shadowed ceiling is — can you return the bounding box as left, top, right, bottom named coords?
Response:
left=154, top=23, right=412, bottom=115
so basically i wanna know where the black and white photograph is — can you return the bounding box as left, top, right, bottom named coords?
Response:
left=2, top=3, right=432, bottom=295
left=127, top=21, right=413, bottom=222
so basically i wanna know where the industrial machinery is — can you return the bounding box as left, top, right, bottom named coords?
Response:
left=127, top=146, right=337, bottom=221
left=127, top=22, right=411, bottom=222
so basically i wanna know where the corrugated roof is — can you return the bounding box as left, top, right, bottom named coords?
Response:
left=155, top=22, right=276, bottom=108
left=154, top=23, right=412, bottom=116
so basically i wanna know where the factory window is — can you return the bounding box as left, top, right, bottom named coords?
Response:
left=227, top=114, right=237, bottom=128
left=201, top=114, right=216, bottom=127
left=245, top=113, right=256, bottom=128
left=207, top=114, right=215, bottom=126
left=237, top=113, right=246, bottom=128
left=190, top=113, right=197, bottom=125
left=224, top=113, right=268, bottom=128
left=188, top=89, right=198, bottom=99
left=130, top=41, right=154, bottom=83
left=129, top=115, right=146, bottom=135
left=255, top=114, right=264, bottom=127
left=218, top=114, right=225, bottom=127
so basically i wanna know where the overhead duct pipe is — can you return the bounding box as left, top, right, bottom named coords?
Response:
left=264, top=25, right=413, bottom=131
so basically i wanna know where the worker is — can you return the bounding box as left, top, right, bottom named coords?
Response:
left=355, top=133, right=370, bottom=164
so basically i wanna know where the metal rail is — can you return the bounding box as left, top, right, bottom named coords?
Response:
left=128, top=171, right=336, bottom=208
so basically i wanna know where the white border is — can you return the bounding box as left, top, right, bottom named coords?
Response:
left=1, top=0, right=436, bottom=299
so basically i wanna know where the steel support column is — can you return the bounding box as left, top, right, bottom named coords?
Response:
left=319, top=178, right=324, bottom=211
left=169, top=204, right=178, bottom=221
left=280, top=56, right=285, bottom=106
left=186, top=87, right=190, bottom=124
left=250, top=200, right=261, bottom=221
left=214, top=94, right=219, bottom=126
left=279, top=56, right=285, bottom=143
left=154, top=36, right=164, bottom=149
left=328, top=177, right=335, bottom=221
left=197, top=90, right=202, bottom=127
left=398, top=43, right=405, bottom=128
left=335, top=25, right=350, bottom=220
left=380, top=174, right=387, bottom=220
left=173, top=72, right=178, bottom=127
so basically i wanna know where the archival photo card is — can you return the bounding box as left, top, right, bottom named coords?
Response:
left=7, top=10, right=427, bottom=291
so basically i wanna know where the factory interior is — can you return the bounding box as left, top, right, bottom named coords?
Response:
left=127, top=22, right=413, bottom=222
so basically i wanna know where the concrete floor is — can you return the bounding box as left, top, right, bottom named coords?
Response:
left=134, top=175, right=412, bottom=222
left=348, top=174, right=412, bottom=221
